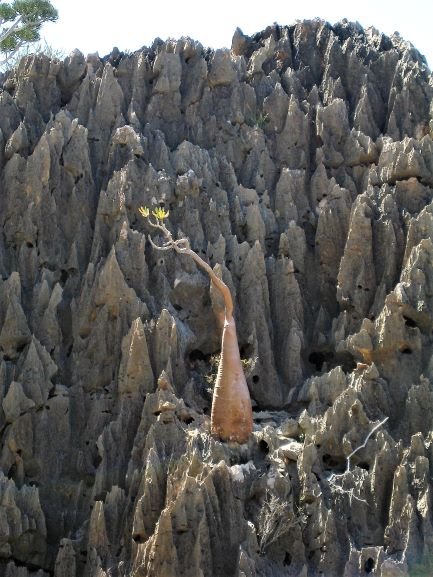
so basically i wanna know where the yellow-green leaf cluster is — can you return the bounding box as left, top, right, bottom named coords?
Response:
left=139, top=206, right=169, bottom=222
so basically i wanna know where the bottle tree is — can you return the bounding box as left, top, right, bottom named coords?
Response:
left=139, top=206, right=254, bottom=444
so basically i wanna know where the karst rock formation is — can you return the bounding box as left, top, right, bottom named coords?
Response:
left=1, top=19, right=433, bottom=577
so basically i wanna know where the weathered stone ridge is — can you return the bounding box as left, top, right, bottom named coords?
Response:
left=0, top=19, right=433, bottom=577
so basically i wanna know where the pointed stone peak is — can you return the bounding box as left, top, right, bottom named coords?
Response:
left=0, top=295, right=31, bottom=359
left=2, top=380, right=35, bottom=422
left=119, top=318, right=154, bottom=395
left=95, top=247, right=139, bottom=315
left=157, top=370, right=174, bottom=392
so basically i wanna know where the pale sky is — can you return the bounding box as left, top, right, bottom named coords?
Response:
left=41, top=0, right=433, bottom=69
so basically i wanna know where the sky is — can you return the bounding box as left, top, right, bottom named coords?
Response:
left=41, top=0, right=433, bottom=69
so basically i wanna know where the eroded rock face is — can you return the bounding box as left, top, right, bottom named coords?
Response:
left=0, top=19, right=432, bottom=577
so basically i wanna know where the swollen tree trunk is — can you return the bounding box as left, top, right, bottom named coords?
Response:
left=185, top=250, right=253, bottom=443
left=211, top=313, right=253, bottom=443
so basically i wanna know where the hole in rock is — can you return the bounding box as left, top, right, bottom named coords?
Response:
left=93, top=454, right=102, bottom=469
left=357, top=462, right=370, bottom=472
left=322, top=453, right=346, bottom=472
left=284, top=552, right=292, bottom=566
left=309, top=351, right=327, bottom=371
left=252, top=375, right=260, bottom=384
left=308, top=350, right=356, bottom=374
left=16, top=342, right=26, bottom=354
left=189, top=349, right=209, bottom=363
left=182, top=416, right=194, bottom=425
left=400, top=346, right=412, bottom=355
left=240, top=343, right=254, bottom=359
left=403, top=316, right=417, bottom=328
left=173, top=304, right=183, bottom=312
left=26, top=242, right=34, bottom=248
left=364, top=557, right=375, bottom=573
left=259, top=440, right=269, bottom=455
left=94, top=491, right=107, bottom=501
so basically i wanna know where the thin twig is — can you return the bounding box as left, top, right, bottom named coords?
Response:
left=345, top=417, right=389, bottom=472
left=327, top=417, right=389, bottom=502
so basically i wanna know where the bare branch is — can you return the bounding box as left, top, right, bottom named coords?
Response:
left=346, top=417, right=389, bottom=472
left=0, top=14, right=23, bottom=44
left=327, top=417, right=389, bottom=503
left=140, top=209, right=233, bottom=316
left=148, top=236, right=173, bottom=251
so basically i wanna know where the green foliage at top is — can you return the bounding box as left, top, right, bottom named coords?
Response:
left=0, top=0, right=58, bottom=64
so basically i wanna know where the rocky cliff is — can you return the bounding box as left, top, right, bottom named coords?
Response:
left=0, top=18, right=433, bottom=577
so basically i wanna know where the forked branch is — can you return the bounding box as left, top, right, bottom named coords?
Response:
left=327, top=417, right=389, bottom=504
left=139, top=206, right=233, bottom=316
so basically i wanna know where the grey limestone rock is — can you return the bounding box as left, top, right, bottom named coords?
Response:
left=0, top=17, right=433, bottom=577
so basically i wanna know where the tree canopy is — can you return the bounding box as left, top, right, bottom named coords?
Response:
left=0, top=0, right=58, bottom=65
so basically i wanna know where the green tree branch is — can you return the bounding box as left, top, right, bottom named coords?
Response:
left=0, top=0, right=58, bottom=66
